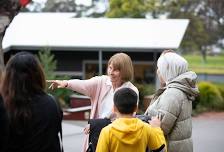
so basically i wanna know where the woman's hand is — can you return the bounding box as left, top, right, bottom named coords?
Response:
left=47, top=80, right=68, bottom=90
left=149, top=114, right=162, bottom=128
left=83, top=124, right=90, bottom=135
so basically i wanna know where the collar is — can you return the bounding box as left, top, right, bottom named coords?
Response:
left=106, top=76, right=112, bottom=86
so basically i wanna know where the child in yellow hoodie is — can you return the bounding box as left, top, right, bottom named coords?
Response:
left=96, top=88, right=167, bottom=152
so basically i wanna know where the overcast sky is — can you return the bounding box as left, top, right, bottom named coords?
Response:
left=32, top=0, right=92, bottom=6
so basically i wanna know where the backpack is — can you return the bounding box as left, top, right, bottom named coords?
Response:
left=86, top=118, right=111, bottom=152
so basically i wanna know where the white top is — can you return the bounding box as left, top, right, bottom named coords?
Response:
left=99, top=88, right=114, bottom=118
left=98, top=81, right=136, bottom=118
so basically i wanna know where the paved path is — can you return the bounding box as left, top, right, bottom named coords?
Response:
left=62, top=112, right=224, bottom=152
left=62, top=121, right=86, bottom=152
left=192, top=112, right=224, bottom=152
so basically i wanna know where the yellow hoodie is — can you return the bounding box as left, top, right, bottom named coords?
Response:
left=96, top=117, right=166, bottom=152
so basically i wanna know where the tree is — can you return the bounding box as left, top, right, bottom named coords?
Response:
left=0, top=0, right=31, bottom=77
left=28, top=0, right=106, bottom=17
left=38, top=47, right=57, bottom=80
left=38, top=48, right=73, bottom=107
left=106, top=0, right=157, bottom=18
left=43, top=0, right=77, bottom=12
left=155, top=0, right=224, bottom=61
left=106, top=0, right=224, bottom=61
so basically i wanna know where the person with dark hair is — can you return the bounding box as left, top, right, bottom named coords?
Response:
left=47, top=52, right=139, bottom=152
left=96, top=88, right=166, bottom=152
left=1, top=52, right=63, bottom=152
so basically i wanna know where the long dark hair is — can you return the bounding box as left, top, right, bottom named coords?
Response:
left=1, top=52, right=46, bottom=129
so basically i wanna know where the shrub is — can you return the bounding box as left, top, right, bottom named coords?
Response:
left=196, top=81, right=224, bottom=111
left=46, top=75, right=73, bottom=108
left=134, top=83, right=155, bottom=113
left=38, top=48, right=57, bottom=80
left=38, top=48, right=73, bottom=108
left=215, top=83, right=224, bottom=100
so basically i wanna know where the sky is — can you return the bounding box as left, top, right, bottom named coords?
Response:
left=27, top=0, right=108, bottom=14
left=32, top=0, right=93, bottom=6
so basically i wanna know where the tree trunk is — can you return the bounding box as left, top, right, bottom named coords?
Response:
left=0, top=15, right=11, bottom=76
left=201, top=46, right=207, bottom=63
left=0, top=0, right=21, bottom=76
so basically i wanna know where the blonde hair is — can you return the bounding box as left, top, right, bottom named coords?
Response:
left=157, top=50, right=188, bottom=82
left=108, top=53, right=134, bottom=82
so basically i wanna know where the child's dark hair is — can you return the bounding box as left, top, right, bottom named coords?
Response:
left=113, top=88, right=138, bottom=114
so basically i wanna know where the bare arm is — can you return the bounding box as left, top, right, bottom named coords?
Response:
left=47, top=80, right=68, bottom=89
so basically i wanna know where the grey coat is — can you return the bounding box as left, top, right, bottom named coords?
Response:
left=145, top=71, right=199, bottom=152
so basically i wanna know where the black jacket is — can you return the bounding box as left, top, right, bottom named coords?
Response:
left=6, top=93, right=63, bottom=152
left=0, top=95, right=9, bottom=152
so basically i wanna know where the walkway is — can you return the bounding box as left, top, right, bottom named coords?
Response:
left=62, top=112, right=224, bottom=152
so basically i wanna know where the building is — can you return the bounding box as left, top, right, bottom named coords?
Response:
left=3, top=12, right=189, bottom=84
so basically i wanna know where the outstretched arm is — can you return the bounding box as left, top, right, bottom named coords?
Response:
left=47, top=80, right=68, bottom=90
left=47, top=76, right=101, bottom=99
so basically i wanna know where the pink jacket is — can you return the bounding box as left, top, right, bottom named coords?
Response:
left=67, top=75, right=139, bottom=119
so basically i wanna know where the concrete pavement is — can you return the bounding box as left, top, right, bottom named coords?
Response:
left=192, top=112, right=224, bottom=152
left=62, top=121, right=86, bottom=152
left=62, top=112, right=224, bottom=152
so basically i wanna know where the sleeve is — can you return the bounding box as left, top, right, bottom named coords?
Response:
left=158, top=90, right=183, bottom=135
left=95, top=127, right=109, bottom=152
left=0, top=98, right=9, bottom=152
left=148, top=127, right=167, bottom=152
left=67, top=76, right=102, bottom=98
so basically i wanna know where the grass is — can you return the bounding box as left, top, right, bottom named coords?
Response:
left=183, top=54, right=224, bottom=74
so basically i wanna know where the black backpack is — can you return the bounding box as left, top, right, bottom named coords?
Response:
left=86, top=118, right=111, bottom=152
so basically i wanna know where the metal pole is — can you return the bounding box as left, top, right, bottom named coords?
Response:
left=98, top=50, right=102, bottom=75
left=154, top=51, right=160, bottom=90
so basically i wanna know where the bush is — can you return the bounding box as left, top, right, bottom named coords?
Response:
left=46, top=75, right=74, bottom=108
left=196, top=81, right=224, bottom=111
left=215, top=83, right=224, bottom=100
left=134, top=83, right=155, bottom=113
left=38, top=48, right=73, bottom=108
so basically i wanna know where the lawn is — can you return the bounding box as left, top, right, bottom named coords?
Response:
left=183, top=54, right=224, bottom=74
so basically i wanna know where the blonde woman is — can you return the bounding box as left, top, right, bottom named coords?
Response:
left=48, top=52, right=139, bottom=152
left=145, top=50, right=199, bottom=152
